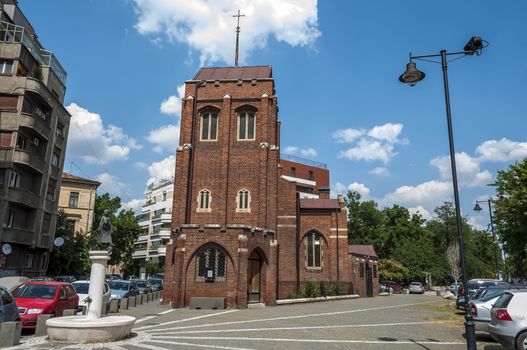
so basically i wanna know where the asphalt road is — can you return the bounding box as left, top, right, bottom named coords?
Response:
left=15, top=294, right=503, bottom=350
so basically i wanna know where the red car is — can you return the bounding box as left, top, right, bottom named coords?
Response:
left=12, top=281, right=78, bottom=329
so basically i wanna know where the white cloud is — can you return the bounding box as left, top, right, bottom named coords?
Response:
left=430, top=152, right=492, bottom=187
left=66, top=103, right=142, bottom=164
left=147, top=155, right=175, bottom=185
left=369, top=167, right=390, bottom=177
left=283, top=146, right=317, bottom=158
left=476, top=138, right=527, bottom=163
left=408, top=206, right=432, bottom=220
left=160, top=84, right=185, bottom=116
left=95, top=173, right=129, bottom=199
left=146, top=124, right=180, bottom=153
left=121, top=199, right=145, bottom=213
left=347, top=182, right=371, bottom=198
left=134, top=161, right=148, bottom=169
left=380, top=180, right=452, bottom=210
left=334, top=123, right=407, bottom=164
left=132, top=0, right=320, bottom=65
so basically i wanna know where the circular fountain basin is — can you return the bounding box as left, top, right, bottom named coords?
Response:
left=46, top=315, right=136, bottom=343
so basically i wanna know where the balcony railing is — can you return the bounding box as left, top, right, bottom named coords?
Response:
left=281, top=153, right=327, bottom=169
left=0, top=20, right=67, bottom=85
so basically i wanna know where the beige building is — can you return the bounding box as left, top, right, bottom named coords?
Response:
left=0, top=1, right=70, bottom=277
left=58, top=173, right=100, bottom=235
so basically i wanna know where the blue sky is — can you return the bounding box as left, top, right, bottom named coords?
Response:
left=18, top=0, right=527, bottom=227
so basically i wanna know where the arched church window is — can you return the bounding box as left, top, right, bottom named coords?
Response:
left=306, top=232, right=322, bottom=269
left=237, top=110, right=255, bottom=140
left=236, top=189, right=251, bottom=212
left=200, top=111, right=218, bottom=141
left=195, top=245, right=227, bottom=282
left=197, top=189, right=211, bottom=212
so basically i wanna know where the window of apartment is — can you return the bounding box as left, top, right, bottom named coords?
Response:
left=308, top=170, right=314, bottom=181
left=373, top=264, right=377, bottom=279
left=65, top=219, right=76, bottom=234
left=41, top=213, right=51, bottom=235
left=16, top=134, right=27, bottom=150
left=291, top=167, right=296, bottom=177
left=0, top=132, right=13, bottom=147
left=200, top=111, right=218, bottom=141
left=46, top=181, right=56, bottom=201
left=69, top=192, right=79, bottom=208
left=306, top=232, right=322, bottom=269
left=0, top=94, right=18, bottom=111
left=359, top=263, right=365, bottom=278
left=237, top=110, right=255, bottom=140
left=197, top=189, right=211, bottom=212
left=0, top=169, right=5, bottom=186
left=236, top=189, right=251, bottom=212
left=0, top=60, right=14, bottom=75
left=6, top=210, right=15, bottom=228
left=195, top=244, right=227, bottom=282
left=9, top=171, right=20, bottom=188
left=55, top=121, right=64, bottom=137
left=162, top=191, right=167, bottom=202
left=51, top=152, right=59, bottom=167
left=24, top=253, right=33, bottom=268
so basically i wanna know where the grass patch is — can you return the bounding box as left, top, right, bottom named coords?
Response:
left=412, top=300, right=464, bottom=325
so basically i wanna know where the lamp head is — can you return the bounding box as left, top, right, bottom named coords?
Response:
left=399, top=61, right=425, bottom=86
left=473, top=203, right=483, bottom=212
left=464, top=37, right=484, bottom=55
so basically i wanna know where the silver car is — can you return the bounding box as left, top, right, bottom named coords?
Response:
left=489, top=290, right=527, bottom=350
left=471, top=293, right=505, bottom=332
left=409, top=282, right=424, bottom=294
left=0, top=286, right=20, bottom=323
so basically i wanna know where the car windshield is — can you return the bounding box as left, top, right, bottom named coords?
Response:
left=135, top=281, right=146, bottom=288
left=480, top=292, right=505, bottom=303
left=148, top=279, right=162, bottom=285
left=108, top=281, right=129, bottom=291
left=410, top=282, right=421, bottom=286
left=12, top=284, right=57, bottom=299
left=73, top=283, right=89, bottom=294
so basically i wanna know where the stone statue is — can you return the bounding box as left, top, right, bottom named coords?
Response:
left=92, top=209, right=113, bottom=251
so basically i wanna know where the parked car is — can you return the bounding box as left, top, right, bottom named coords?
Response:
left=148, top=278, right=163, bottom=291
left=489, top=290, right=527, bottom=350
left=0, top=286, right=20, bottom=323
left=456, top=279, right=508, bottom=309
left=380, top=281, right=403, bottom=294
left=409, top=282, right=425, bottom=294
left=131, top=279, right=152, bottom=295
left=12, top=282, right=78, bottom=329
left=55, top=275, right=76, bottom=283
left=72, top=280, right=111, bottom=314
left=450, top=282, right=463, bottom=295
left=0, top=276, right=31, bottom=291
left=473, top=284, right=512, bottom=301
left=108, top=280, right=140, bottom=302
left=471, top=293, right=507, bottom=332
left=30, top=277, right=55, bottom=282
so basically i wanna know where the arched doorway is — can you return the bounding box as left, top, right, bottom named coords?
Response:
left=247, top=250, right=263, bottom=303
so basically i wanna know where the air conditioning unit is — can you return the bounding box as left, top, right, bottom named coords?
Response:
left=32, top=137, right=39, bottom=146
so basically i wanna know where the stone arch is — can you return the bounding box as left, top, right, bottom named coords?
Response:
left=184, top=241, right=235, bottom=282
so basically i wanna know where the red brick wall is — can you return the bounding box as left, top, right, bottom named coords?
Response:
left=280, top=159, right=329, bottom=194
left=349, top=254, right=379, bottom=297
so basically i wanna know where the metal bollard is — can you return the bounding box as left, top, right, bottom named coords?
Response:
left=0, top=321, right=21, bottom=347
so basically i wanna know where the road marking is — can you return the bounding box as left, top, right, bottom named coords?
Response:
left=153, top=335, right=464, bottom=346
left=147, top=321, right=441, bottom=335
left=148, top=339, right=256, bottom=350
left=135, top=309, right=239, bottom=331
left=144, top=300, right=441, bottom=333
left=135, top=309, right=177, bottom=324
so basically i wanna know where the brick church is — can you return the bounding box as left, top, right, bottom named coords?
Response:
left=163, top=66, right=378, bottom=308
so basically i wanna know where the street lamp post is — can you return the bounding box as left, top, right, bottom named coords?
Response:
left=473, top=199, right=499, bottom=279
left=399, top=37, right=487, bottom=350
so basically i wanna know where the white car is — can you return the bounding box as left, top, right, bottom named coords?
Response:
left=72, top=281, right=111, bottom=314
left=489, top=290, right=527, bottom=350
left=409, top=282, right=424, bottom=294
left=470, top=293, right=505, bottom=332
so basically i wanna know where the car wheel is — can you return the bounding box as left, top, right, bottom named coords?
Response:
left=516, top=331, right=527, bottom=350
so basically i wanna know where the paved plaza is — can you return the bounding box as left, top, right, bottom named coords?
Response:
left=13, top=295, right=501, bottom=350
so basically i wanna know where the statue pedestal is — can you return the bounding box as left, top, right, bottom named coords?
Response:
left=46, top=250, right=136, bottom=343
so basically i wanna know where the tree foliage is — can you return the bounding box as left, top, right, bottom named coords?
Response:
left=494, top=158, right=527, bottom=278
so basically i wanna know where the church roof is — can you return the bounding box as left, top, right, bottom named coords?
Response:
left=299, top=198, right=340, bottom=209
left=193, top=66, right=272, bottom=81
left=348, top=245, right=378, bottom=258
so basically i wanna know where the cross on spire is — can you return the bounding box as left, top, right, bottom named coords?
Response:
left=233, top=10, right=245, bottom=67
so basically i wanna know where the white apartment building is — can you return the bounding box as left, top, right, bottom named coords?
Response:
left=133, top=178, right=173, bottom=279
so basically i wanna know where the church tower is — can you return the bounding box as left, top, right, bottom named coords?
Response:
left=163, top=66, right=280, bottom=308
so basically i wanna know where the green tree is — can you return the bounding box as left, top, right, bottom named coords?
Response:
left=493, top=158, right=527, bottom=278
left=379, top=259, right=408, bottom=281
left=47, top=211, right=90, bottom=276
left=92, top=193, right=141, bottom=269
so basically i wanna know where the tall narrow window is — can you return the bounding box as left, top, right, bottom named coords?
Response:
left=9, top=171, right=20, bottom=188
left=236, top=189, right=251, bottom=212
left=69, top=192, right=79, bottom=208
left=16, top=135, right=27, bottom=150
left=162, top=191, right=167, bottom=201
left=197, top=189, right=211, bottom=212
left=0, top=60, right=13, bottom=75
left=6, top=210, right=15, bottom=228
left=291, top=167, right=296, bottom=177
left=51, top=152, right=59, bottom=167
left=238, top=111, right=255, bottom=140
left=359, top=263, right=365, bottom=278
left=306, top=232, right=322, bottom=269
left=308, top=170, right=314, bottom=181
left=195, top=245, right=228, bottom=282
left=200, top=111, right=218, bottom=141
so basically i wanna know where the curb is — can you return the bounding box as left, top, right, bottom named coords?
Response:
left=276, top=294, right=360, bottom=305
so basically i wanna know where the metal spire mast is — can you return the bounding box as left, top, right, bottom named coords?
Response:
left=233, top=10, right=245, bottom=67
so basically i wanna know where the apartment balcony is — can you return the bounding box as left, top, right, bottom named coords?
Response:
left=13, top=149, right=45, bottom=173
left=134, top=235, right=149, bottom=244
left=2, top=227, right=34, bottom=246
left=298, top=192, right=319, bottom=199
left=6, top=187, right=41, bottom=208
left=19, top=112, right=51, bottom=139
left=158, top=228, right=171, bottom=238
left=152, top=212, right=172, bottom=225
left=132, top=249, right=147, bottom=259
left=157, top=246, right=167, bottom=255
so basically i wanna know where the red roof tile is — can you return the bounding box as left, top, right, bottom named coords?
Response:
left=348, top=245, right=378, bottom=257
left=193, top=66, right=272, bottom=80
left=299, top=198, right=340, bottom=209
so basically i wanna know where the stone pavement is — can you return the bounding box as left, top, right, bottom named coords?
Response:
left=9, top=295, right=503, bottom=350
